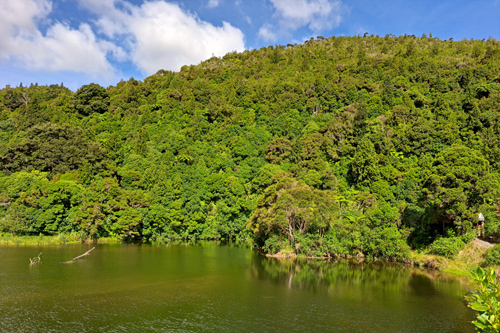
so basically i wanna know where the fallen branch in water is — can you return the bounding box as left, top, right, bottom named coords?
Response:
left=62, top=247, right=95, bottom=264
left=29, top=252, right=42, bottom=266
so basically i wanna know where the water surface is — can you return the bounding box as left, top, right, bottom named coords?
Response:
left=0, top=242, right=475, bottom=332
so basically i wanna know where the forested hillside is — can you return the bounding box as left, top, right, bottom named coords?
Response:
left=1, top=35, right=500, bottom=260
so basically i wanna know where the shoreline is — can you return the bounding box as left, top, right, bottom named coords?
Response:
left=264, top=240, right=492, bottom=279
left=2, top=233, right=491, bottom=279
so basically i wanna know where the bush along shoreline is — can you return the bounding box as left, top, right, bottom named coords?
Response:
left=3, top=230, right=498, bottom=273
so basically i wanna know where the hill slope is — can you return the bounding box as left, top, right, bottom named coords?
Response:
left=1, top=35, right=500, bottom=259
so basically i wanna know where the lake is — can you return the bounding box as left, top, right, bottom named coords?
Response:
left=0, top=242, right=475, bottom=332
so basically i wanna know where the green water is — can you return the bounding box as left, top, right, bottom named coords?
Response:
left=0, top=242, right=475, bottom=332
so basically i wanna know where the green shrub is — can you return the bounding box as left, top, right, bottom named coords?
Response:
left=428, top=236, right=466, bottom=258
left=467, top=267, right=500, bottom=332
left=263, top=234, right=288, bottom=254
left=485, top=244, right=500, bottom=266
left=293, top=233, right=323, bottom=257
left=461, top=230, right=477, bottom=244
left=363, top=225, right=411, bottom=261
left=321, top=230, right=350, bottom=257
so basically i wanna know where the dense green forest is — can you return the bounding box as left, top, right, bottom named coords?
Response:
left=1, top=35, right=500, bottom=260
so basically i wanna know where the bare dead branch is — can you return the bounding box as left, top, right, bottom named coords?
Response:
left=62, top=247, right=95, bottom=264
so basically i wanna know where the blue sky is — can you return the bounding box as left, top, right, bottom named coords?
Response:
left=1, top=0, right=499, bottom=91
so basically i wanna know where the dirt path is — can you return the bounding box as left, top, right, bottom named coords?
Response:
left=473, top=238, right=494, bottom=249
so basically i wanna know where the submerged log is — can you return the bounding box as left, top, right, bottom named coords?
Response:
left=62, top=247, right=95, bottom=264
left=29, top=253, right=42, bottom=266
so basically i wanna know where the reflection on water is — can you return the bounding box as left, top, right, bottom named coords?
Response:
left=251, top=254, right=467, bottom=293
left=250, top=255, right=474, bottom=332
left=0, top=242, right=475, bottom=332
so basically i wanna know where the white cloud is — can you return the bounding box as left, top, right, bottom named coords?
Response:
left=259, top=24, right=278, bottom=42
left=78, top=0, right=116, bottom=11
left=17, top=23, right=120, bottom=75
left=128, top=2, right=244, bottom=74
left=0, top=0, right=51, bottom=58
left=0, top=0, right=119, bottom=78
left=207, top=0, right=220, bottom=9
left=0, top=0, right=245, bottom=80
left=78, top=0, right=130, bottom=37
left=0, top=0, right=51, bottom=30
left=260, top=0, right=343, bottom=40
left=0, top=0, right=245, bottom=82
left=270, top=0, right=342, bottom=31
left=91, top=1, right=245, bottom=75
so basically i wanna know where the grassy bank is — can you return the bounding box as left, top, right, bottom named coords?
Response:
left=0, top=232, right=121, bottom=246
left=411, top=241, right=492, bottom=278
